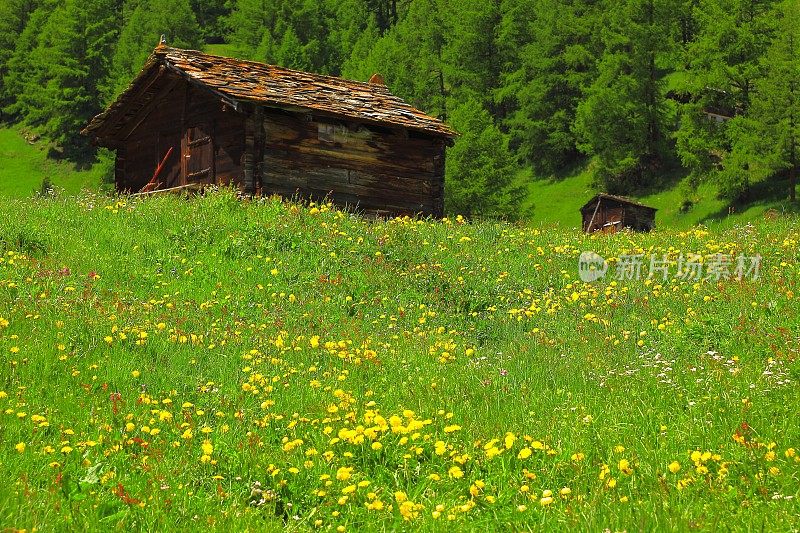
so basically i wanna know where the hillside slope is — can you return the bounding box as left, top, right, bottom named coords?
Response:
left=0, top=126, right=107, bottom=197
left=0, top=192, right=798, bottom=530
left=521, top=167, right=800, bottom=230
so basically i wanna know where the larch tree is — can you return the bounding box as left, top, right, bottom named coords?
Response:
left=445, top=98, right=527, bottom=218
left=574, top=0, right=673, bottom=193
left=749, top=0, right=799, bottom=201
left=11, top=0, right=117, bottom=158
left=108, top=0, right=201, bottom=100
left=502, top=0, right=601, bottom=176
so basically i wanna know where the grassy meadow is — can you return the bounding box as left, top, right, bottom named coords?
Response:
left=0, top=127, right=108, bottom=198
left=0, top=191, right=798, bottom=531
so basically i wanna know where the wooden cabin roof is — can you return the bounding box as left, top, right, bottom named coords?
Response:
left=83, top=46, right=457, bottom=141
left=579, top=193, right=657, bottom=213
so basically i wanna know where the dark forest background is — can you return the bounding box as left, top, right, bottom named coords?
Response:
left=0, top=0, right=797, bottom=217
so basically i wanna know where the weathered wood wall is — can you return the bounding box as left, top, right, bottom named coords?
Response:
left=582, top=201, right=655, bottom=233
left=116, top=82, right=446, bottom=216
left=118, top=79, right=244, bottom=192
left=258, top=108, right=446, bottom=217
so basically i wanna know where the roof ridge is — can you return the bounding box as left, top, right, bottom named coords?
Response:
left=160, top=46, right=393, bottom=93
left=84, top=46, right=457, bottom=140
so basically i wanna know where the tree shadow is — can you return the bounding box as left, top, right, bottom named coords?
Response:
left=47, top=143, right=98, bottom=171
left=699, top=175, right=800, bottom=223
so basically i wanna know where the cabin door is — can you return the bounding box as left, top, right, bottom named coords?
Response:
left=183, top=122, right=215, bottom=185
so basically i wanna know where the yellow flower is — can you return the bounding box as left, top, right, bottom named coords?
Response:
left=15, top=442, right=25, bottom=453
left=443, top=425, right=461, bottom=433
left=336, top=466, right=353, bottom=481
left=517, top=447, right=532, bottom=459
left=131, top=370, right=140, bottom=378
left=504, top=432, right=517, bottom=449
left=201, top=440, right=213, bottom=456
left=448, top=465, right=463, bottom=479
left=618, top=459, right=632, bottom=475
left=668, top=461, right=681, bottom=474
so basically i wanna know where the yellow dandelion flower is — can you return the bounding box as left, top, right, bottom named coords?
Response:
left=448, top=465, right=464, bottom=479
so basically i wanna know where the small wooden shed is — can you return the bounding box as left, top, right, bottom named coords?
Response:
left=82, top=44, right=456, bottom=217
left=580, top=193, right=656, bottom=233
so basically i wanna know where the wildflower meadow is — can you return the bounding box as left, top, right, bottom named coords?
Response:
left=0, top=191, right=798, bottom=531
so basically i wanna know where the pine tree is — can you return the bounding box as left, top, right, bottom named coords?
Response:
left=224, top=0, right=273, bottom=58
left=748, top=0, right=799, bottom=201
left=11, top=0, right=117, bottom=158
left=445, top=98, right=527, bottom=218
left=345, top=0, right=450, bottom=119
left=0, top=0, right=40, bottom=118
left=574, top=0, right=673, bottom=192
left=503, top=0, right=601, bottom=176
left=2, top=1, right=56, bottom=121
left=189, top=0, right=229, bottom=44
left=109, top=0, right=201, bottom=100
left=677, top=0, right=779, bottom=199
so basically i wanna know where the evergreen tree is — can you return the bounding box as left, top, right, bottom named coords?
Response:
left=224, top=0, right=272, bottom=58
left=109, top=0, right=201, bottom=100
left=445, top=98, right=526, bottom=218
left=444, top=1, right=502, bottom=111
left=2, top=1, right=56, bottom=121
left=346, top=0, right=450, bottom=119
left=10, top=0, right=117, bottom=158
left=0, top=0, right=40, bottom=119
left=746, top=0, right=799, bottom=201
left=503, top=0, right=601, bottom=176
left=676, top=0, right=778, bottom=198
left=574, top=0, right=673, bottom=192
left=190, top=0, right=229, bottom=44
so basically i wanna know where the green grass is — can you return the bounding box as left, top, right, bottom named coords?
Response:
left=521, top=165, right=799, bottom=230
left=0, top=191, right=798, bottom=531
left=0, top=126, right=107, bottom=198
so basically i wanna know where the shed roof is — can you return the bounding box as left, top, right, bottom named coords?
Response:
left=579, top=193, right=657, bottom=212
left=83, top=46, right=456, bottom=140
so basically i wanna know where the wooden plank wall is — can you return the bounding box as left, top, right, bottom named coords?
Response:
left=259, top=108, right=446, bottom=217
left=120, top=80, right=245, bottom=192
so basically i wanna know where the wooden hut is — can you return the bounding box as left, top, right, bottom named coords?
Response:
left=580, top=193, right=656, bottom=233
left=82, top=44, right=456, bottom=217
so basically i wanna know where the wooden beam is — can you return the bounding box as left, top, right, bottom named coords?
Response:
left=95, top=65, right=168, bottom=139
left=116, top=76, right=181, bottom=141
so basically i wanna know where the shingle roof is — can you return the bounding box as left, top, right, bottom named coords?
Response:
left=579, top=193, right=657, bottom=212
left=83, top=46, right=456, bottom=139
